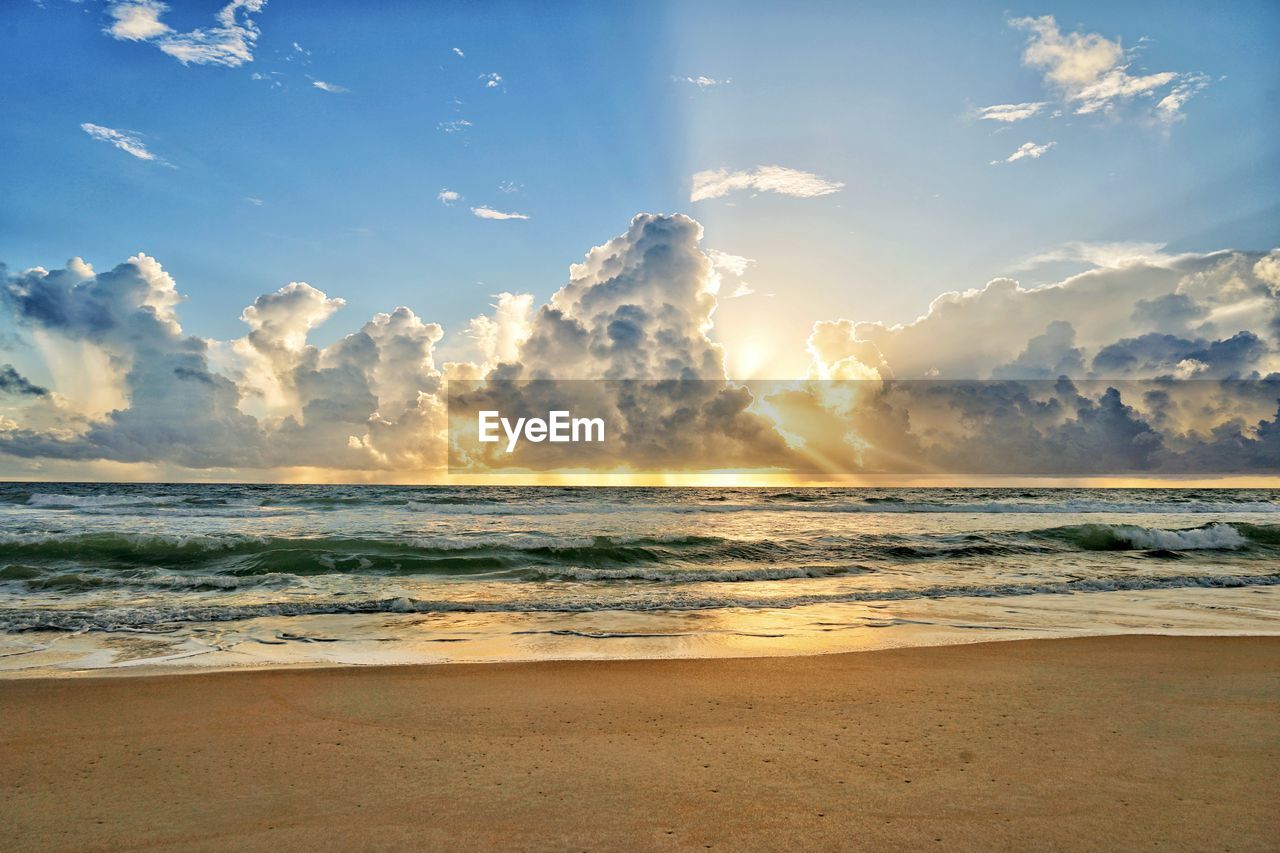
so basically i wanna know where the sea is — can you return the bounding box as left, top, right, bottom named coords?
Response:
left=1, top=483, right=1277, bottom=675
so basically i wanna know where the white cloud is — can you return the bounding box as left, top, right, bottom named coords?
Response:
left=438, top=119, right=472, bottom=134
left=976, top=101, right=1047, bottom=122
left=674, top=75, right=729, bottom=88
left=690, top=166, right=844, bottom=202
left=452, top=47, right=464, bottom=58
left=1021, top=241, right=1170, bottom=269
left=498, top=181, right=520, bottom=194
left=437, top=189, right=461, bottom=205
left=1156, top=73, right=1211, bottom=123
left=991, top=141, right=1054, bottom=165
left=727, top=283, right=756, bottom=299
left=312, top=80, right=348, bottom=94
left=1010, top=15, right=1206, bottom=121
left=104, top=0, right=267, bottom=67
left=706, top=249, right=754, bottom=277
left=480, top=72, right=503, bottom=88
left=245, top=197, right=264, bottom=206
left=105, top=0, right=170, bottom=41
left=80, top=123, right=170, bottom=165
left=809, top=249, right=1279, bottom=381
left=472, top=206, right=529, bottom=220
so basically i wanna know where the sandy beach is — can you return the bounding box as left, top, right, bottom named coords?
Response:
left=0, top=635, right=1275, bottom=851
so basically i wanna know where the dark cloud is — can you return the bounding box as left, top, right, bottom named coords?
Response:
left=0, top=365, right=47, bottom=397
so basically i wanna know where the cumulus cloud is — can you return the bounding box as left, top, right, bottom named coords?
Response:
left=1, top=221, right=1275, bottom=479
left=312, top=80, right=349, bottom=94
left=807, top=248, right=1279, bottom=382
left=452, top=47, right=464, bottom=58
left=976, top=101, right=1046, bottom=122
left=80, top=123, right=170, bottom=165
left=437, top=189, right=461, bottom=205
left=104, top=0, right=267, bottom=67
left=471, top=206, right=528, bottom=220
left=1010, top=15, right=1206, bottom=121
left=991, top=141, right=1054, bottom=165
left=690, top=166, right=844, bottom=202
left=479, top=72, right=503, bottom=88
left=105, top=0, right=170, bottom=41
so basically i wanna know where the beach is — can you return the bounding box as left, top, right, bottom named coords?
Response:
left=2, top=635, right=1277, bottom=850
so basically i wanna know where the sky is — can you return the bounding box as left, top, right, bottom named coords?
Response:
left=0, top=0, right=1277, bottom=482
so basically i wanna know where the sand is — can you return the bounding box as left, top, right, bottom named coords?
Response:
left=1, top=635, right=1277, bottom=851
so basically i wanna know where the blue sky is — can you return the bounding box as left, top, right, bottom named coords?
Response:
left=1, top=0, right=1277, bottom=372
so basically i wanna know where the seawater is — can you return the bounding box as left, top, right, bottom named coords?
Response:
left=1, top=484, right=1277, bottom=673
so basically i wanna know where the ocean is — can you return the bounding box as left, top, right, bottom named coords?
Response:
left=1, top=483, right=1277, bottom=673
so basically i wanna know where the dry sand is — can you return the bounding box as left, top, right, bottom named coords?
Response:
left=1, top=635, right=1277, bottom=851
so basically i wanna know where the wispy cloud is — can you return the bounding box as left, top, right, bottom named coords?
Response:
left=452, top=47, right=465, bottom=58
left=472, top=206, right=529, bottom=220
left=673, top=75, right=729, bottom=88
left=104, top=0, right=267, bottom=68
left=438, top=119, right=472, bottom=134
left=438, top=189, right=461, bottom=205
left=691, top=166, right=844, bottom=202
left=245, top=196, right=264, bottom=206
left=1010, top=15, right=1206, bottom=122
left=312, top=80, right=349, bottom=93
left=1019, top=240, right=1169, bottom=269
left=975, top=101, right=1047, bottom=123
left=480, top=72, right=503, bottom=89
left=498, top=181, right=520, bottom=194
left=726, top=283, right=756, bottom=298
left=707, top=249, right=754, bottom=277
left=80, top=123, right=171, bottom=166
left=991, top=141, right=1055, bottom=165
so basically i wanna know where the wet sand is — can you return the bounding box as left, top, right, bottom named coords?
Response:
left=1, top=635, right=1277, bottom=851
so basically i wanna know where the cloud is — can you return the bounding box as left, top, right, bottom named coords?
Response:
left=673, top=75, right=729, bottom=88
left=690, top=166, right=844, bottom=202
left=105, top=0, right=170, bottom=41
left=1010, top=15, right=1206, bottom=121
left=480, top=73, right=503, bottom=88
left=452, top=47, right=464, bottom=58
left=1020, top=240, right=1170, bottom=269
left=1, top=221, right=1274, bottom=479
left=727, top=284, right=756, bottom=299
left=807, top=249, right=1280, bottom=382
left=104, top=0, right=267, bottom=67
left=80, top=123, right=170, bottom=165
left=0, top=365, right=47, bottom=397
left=312, top=80, right=349, bottom=94
left=991, top=141, right=1055, bottom=165
left=471, top=206, right=529, bottom=221
left=245, top=197, right=264, bottom=206
left=976, top=101, right=1047, bottom=122
left=437, top=189, right=461, bottom=205
left=438, top=119, right=472, bottom=134
left=706, top=249, right=754, bottom=278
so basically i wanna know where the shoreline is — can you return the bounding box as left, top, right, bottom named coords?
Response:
left=2, top=635, right=1277, bottom=849
left=4, top=584, right=1277, bottom=679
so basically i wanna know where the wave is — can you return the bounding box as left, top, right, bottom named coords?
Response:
left=524, top=564, right=870, bottom=583
left=7, top=571, right=1278, bottom=633
left=1035, top=522, right=1274, bottom=552
left=1, top=524, right=1275, bottom=583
